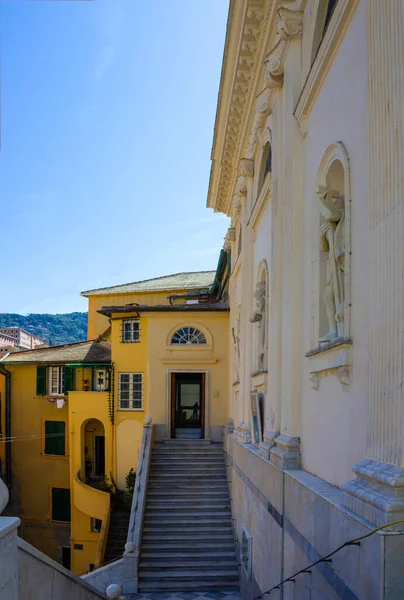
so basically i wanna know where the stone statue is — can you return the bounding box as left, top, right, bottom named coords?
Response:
left=232, top=305, right=241, bottom=382
left=317, top=187, right=345, bottom=342
left=250, top=280, right=267, bottom=370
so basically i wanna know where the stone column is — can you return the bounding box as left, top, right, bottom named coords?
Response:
left=265, top=7, right=303, bottom=470
left=343, top=1, right=404, bottom=525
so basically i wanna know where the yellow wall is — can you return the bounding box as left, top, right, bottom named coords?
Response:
left=68, top=391, right=112, bottom=574
left=110, top=310, right=229, bottom=443
left=86, top=289, right=198, bottom=339
left=5, top=364, right=70, bottom=563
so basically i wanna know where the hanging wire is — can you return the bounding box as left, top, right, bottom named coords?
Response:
left=0, top=432, right=66, bottom=443
left=252, top=519, right=404, bottom=599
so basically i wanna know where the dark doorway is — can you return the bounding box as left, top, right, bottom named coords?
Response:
left=94, top=436, right=105, bottom=476
left=171, top=373, right=205, bottom=439
left=61, top=546, right=71, bottom=570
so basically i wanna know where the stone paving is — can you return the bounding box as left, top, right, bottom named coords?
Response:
left=126, top=592, right=241, bottom=600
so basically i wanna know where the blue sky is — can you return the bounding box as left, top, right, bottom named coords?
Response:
left=0, top=0, right=229, bottom=314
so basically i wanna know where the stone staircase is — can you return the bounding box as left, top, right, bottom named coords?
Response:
left=104, top=509, right=130, bottom=564
left=138, top=440, right=239, bottom=592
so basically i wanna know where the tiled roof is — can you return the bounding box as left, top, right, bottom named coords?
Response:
left=1, top=340, right=111, bottom=365
left=98, top=303, right=229, bottom=317
left=81, top=271, right=216, bottom=297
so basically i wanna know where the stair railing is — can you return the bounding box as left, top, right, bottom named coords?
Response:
left=123, top=417, right=154, bottom=594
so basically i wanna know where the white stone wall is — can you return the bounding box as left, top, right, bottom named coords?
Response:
left=0, top=518, right=19, bottom=600
left=301, top=0, right=369, bottom=486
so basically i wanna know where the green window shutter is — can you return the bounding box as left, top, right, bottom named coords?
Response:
left=36, top=366, right=47, bottom=396
left=63, top=367, right=74, bottom=394
left=51, top=488, right=71, bottom=522
left=44, top=421, right=66, bottom=456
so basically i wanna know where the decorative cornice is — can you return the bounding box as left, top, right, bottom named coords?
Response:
left=210, top=0, right=270, bottom=215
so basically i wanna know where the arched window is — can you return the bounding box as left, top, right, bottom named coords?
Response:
left=257, top=142, right=272, bottom=197
left=171, top=327, right=207, bottom=345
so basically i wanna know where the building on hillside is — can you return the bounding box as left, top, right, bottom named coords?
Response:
left=0, top=269, right=230, bottom=575
left=0, top=332, right=15, bottom=349
left=207, top=0, right=404, bottom=598
left=0, top=327, right=46, bottom=350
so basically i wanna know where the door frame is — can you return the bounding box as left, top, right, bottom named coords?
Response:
left=166, top=369, right=210, bottom=440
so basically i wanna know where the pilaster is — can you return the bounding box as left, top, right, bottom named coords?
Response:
left=343, top=1, right=404, bottom=524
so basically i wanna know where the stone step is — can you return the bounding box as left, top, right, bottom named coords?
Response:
left=139, top=569, right=238, bottom=580
left=147, top=488, right=229, bottom=496
left=138, top=580, right=239, bottom=592
left=150, top=463, right=226, bottom=469
left=140, top=551, right=236, bottom=560
left=142, top=531, right=234, bottom=541
left=147, top=483, right=229, bottom=490
left=143, top=523, right=233, bottom=540
left=146, top=503, right=231, bottom=511
left=148, top=476, right=227, bottom=483
left=141, top=542, right=235, bottom=552
left=139, top=560, right=237, bottom=570
left=160, top=440, right=216, bottom=445
left=144, top=512, right=231, bottom=520
left=143, top=522, right=232, bottom=531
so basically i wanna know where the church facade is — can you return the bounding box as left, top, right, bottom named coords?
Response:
left=208, top=0, right=404, bottom=598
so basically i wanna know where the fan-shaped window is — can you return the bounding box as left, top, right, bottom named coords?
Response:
left=171, top=327, right=207, bottom=345
left=257, top=142, right=272, bottom=197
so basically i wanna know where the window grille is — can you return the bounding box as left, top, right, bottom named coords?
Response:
left=122, top=319, right=140, bottom=343
left=118, top=372, right=143, bottom=410
left=171, top=327, right=207, bottom=345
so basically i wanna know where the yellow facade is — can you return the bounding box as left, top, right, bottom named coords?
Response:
left=3, top=364, right=71, bottom=562
left=1, top=271, right=230, bottom=576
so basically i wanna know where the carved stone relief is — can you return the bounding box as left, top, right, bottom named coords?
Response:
left=316, top=186, right=346, bottom=343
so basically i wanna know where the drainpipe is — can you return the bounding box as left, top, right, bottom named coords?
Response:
left=0, top=365, right=11, bottom=488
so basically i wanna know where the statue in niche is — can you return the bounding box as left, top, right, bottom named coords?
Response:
left=250, top=280, right=267, bottom=371
left=232, top=305, right=241, bottom=382
left=317, top=187, right=345, bottom=342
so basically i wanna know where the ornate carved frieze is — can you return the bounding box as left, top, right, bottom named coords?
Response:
left=264, top=39, right=288, bottom=88
left=246, top=87, right=273, bottom=159
left=240, top=157, right=255, bottom=178
left=277, top=6, right=303, bottom=40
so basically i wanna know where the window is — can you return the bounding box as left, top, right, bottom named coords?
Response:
left=257, top=142, right=272, bottom=197
left=91, top=518, right=102, bottom=533
left=93, top=369, right=109, bottom=392
left=171, top=327, right=207, bottom=345
left=51, top=488, right=71, bottom=522
left=312, top=0, right=339, bottom=63
left=122, top=319, right=140, bottom=342
left=44, top=421, right=66, bottom=456
left=119, top=373, right=143, bottom=410
left=49, top=366, right=64, bottom=395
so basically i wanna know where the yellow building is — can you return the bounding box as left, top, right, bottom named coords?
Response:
left=0, top=268, right=230, bottom=575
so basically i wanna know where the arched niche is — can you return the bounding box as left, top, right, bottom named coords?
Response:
left=251, top=260, right=269, bottom=373
left=81, top=418, right=106, bottom=481
left=311, top=142, right=351, bottom=348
